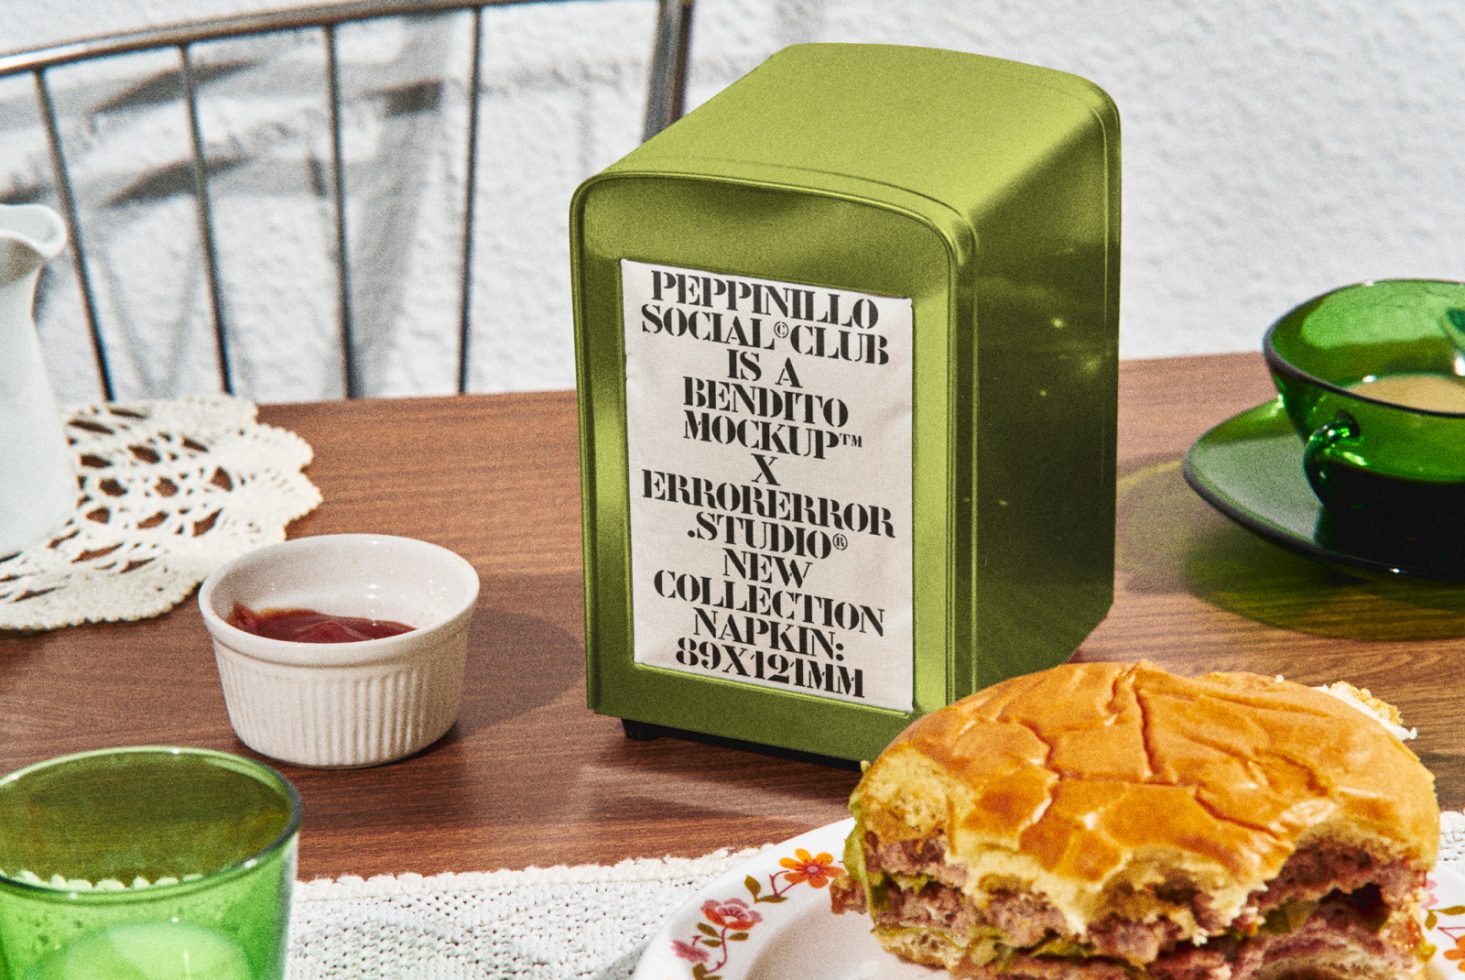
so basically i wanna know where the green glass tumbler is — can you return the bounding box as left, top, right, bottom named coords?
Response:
left=0, top=747, right=300, bottom=979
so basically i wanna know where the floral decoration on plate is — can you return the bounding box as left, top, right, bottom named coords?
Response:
left=670, top=847, right=843, bottom=978
left=1430, top=868, right=1465, bottom=973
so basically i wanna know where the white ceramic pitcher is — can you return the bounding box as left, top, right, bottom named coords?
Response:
left=0, top=203, right=76, bottom=555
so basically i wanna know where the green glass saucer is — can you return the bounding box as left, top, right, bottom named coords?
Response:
left=1183, top=399, right=1465, bottom=580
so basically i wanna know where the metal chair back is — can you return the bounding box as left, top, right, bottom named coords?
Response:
left=0, top=0, right=693, bottom=400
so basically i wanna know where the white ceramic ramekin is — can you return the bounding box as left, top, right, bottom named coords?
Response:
left=197, top=534, right=479, bottom=768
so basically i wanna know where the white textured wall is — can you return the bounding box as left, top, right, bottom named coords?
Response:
left=3, top=0, right=1464, bottom=401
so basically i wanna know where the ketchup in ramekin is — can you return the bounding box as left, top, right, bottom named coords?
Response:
left=227, top=603, right=413, bottom=643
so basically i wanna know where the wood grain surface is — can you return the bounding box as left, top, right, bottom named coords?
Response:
left=2, top=354, right=1461, bottom=881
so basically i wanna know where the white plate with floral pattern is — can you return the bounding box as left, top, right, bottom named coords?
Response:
left=634, top=818, right=1465, bottom=979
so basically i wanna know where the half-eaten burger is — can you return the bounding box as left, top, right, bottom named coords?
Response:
left=830, top=660, right=1439, bottom=978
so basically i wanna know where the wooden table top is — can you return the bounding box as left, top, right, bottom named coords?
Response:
left=3, top=352, right=1462, bottom=881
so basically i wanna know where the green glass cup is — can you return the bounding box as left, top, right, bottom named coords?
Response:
left=0, top=747, right=300, bottom=979
left=1264, top=279, right=1465, bottom=539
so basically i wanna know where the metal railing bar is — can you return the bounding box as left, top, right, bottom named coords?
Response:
left=35, top=67, right=114, bottom=401
left=456, top=6, right=484, bottom=395
left=643, top=0, right=692, bottom=140
left=323, top=23, right=358, bottom=399
left=0, top=0, right=549, bottom=78
left=179, top=42, right=234, bottom=395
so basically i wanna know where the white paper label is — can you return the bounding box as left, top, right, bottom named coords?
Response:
left=622, top=260, right=913, bottom=710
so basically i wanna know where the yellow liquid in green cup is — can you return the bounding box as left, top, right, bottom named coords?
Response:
left=1347, top=371, right=1465, bottom=413
left=24, top=922, right=251, bottom=980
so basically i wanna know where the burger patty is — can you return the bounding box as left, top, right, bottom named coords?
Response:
left=833, top=830, right=1425, bottom=971
left=956, top=895, right=1421, bottom=979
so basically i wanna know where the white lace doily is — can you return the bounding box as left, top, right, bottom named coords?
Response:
left=285, top=816, right=1465, bottom=979
left=0, top=395, right=322, bottom=632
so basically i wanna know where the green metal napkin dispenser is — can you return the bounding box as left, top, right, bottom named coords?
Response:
left=570, top=44, right=1119, bottom=763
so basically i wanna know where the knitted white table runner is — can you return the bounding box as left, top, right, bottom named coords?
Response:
left=286, top=812, right=1465, bottom=979
left=288, top=848, right=759, bottom=979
